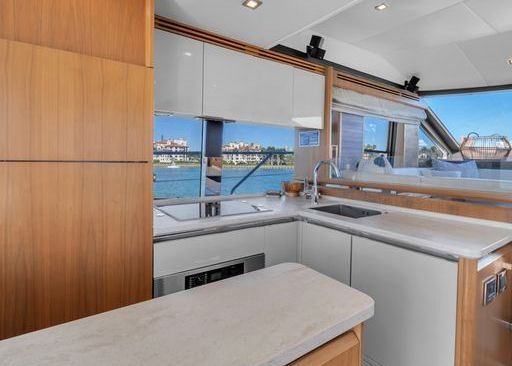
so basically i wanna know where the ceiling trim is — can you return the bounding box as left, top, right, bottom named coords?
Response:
left=419, top=83, right=512, bottom=96
left=271, top=44, right=405, bottom=90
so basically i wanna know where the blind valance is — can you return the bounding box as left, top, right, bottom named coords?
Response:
left=332, top=88, right=427, bottom=125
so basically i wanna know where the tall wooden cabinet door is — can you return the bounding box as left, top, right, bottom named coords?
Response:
left=300, top=223, right=351, bottom=285
left=154, top=30, right=203, bottom=116
left=0, top=162, right=152, bottom=340
left=351, top=237, right=458, bottom=366
left=0, top=39, right=153, bottom=162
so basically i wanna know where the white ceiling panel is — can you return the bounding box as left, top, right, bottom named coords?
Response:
left=458, top=31, right=512, bottom=86
left=464, top=0, right=512, bottom=33
left=155, top=0, right=363, bottom=48
left=359, top=3, right=495, bottom=53
left=282, top=29, right=406, bottom=84
left=313, top=0, right=463, bottom=44
left=383, top=44, right=487, bottom=90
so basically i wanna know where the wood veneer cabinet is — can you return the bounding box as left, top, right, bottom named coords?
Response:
left=0, top=0, right=153, bottom=66
left=0, top=0, right=153, bottom=340
left=289, top=327, right=362, bottom=366
left=0, top=39, right=153, bottom=162
left=0, top=162, right=152, bottom=339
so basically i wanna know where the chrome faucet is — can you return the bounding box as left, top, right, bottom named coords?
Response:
left=312, top=160, right=341, bottom=204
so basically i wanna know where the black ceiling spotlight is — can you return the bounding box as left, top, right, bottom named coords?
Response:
left=306, top=35, right=326, bottom=60
left=404, top=76, right=420, bottom=93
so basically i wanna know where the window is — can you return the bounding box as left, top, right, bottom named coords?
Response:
left=153, top=115, right=203, bottom=199
left=418, top=128, right=446, bottom=167
left=363, top=117, right=390, bottom=157
left=425, top=91, right=512, bottom=143
left=221, top=121, right=294, bottom=195
left=153, top=117, right=295, bottom=198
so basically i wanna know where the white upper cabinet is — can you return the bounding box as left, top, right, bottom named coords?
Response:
left=203, top=44, right=294, bottom=126
left=202, top=44, right=254, bottom=122
left=154, top=32, right=325, bottom=128
left=154, top=30, right=203, bottom=116
left=292, top=68, right=325, bottom=129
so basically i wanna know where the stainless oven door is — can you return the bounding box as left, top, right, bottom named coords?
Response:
left=153, top=253, right=265, bottom=297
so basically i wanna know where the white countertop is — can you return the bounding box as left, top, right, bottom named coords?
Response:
left=154, top=195, right=512, bottom=259
left=0, top=263, right=374, bottom=366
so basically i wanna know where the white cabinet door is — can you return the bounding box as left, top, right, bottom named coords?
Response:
left=292, top=68, right=325, bottom=129
left=154, top=227, right=265, bottom=278
left=351, top=236, right=458, bottom=366
left=154, top=30, right=203, bottom=116
left=264, top=222, right=299, bottom=267
left=300, top=222, right=351, bottom=285
left=203, top=44, right=293, bottom=126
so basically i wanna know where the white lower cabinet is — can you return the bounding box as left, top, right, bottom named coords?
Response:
left=264, top=222, right=299, bottom=267
left=351, top=236, right=458, bottom=366
left=153, top=227, right=265, bottom=278
left=300, top=222, right=351, bottom=285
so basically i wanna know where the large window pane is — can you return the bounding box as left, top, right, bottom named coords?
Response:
left=221, top=122, right=294, bottom=195
left=153, top=115, right=203, bottom=199
left=364, top=117, right=390, bottom=153
left=418, top=128, right=446, bottom=167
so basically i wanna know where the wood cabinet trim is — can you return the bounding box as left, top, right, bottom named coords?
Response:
left=289, top=330, right=361, bottom=366
left=318, top=178, right=512, bottom=205
left=319, top=186, right=512, bottom=223
left=0, top=0, right=153, bottom=66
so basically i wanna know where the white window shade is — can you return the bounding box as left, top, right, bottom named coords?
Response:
left=332, top=88, right=427, bottom=125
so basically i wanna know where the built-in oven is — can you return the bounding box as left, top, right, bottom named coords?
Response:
left=153, top=253, right=265, bottom=297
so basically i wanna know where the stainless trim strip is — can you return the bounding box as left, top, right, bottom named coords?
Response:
left=153, top=216, right=298, bottom=242
left=302, top=217, right=459, bottom=262
left=153, top=215, right=459, bottom=261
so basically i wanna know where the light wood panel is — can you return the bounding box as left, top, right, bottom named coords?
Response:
left=0, top=39, right=153, bottom=162
left=289, top=330, right=361, bottom=366
left=455, top=243, right=512, bottom=366
left=319, top=186, right=512, bottom=223
left=474, top=244, right=512, bottom=366
left=319, top=178, right=512, bottom=205
left=454, top=258, right=478, bottom=366
left=0, top=162, right=152, bottom=340
left=0, top=0, right=153, bottom=66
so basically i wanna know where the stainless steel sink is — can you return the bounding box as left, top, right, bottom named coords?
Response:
left=310, top=204, right=382, bottom=219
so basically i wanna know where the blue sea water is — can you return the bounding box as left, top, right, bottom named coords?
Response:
left=153, top=166, right=294, bottom=198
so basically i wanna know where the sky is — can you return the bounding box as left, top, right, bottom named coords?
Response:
left=425, top=90, right=512, bottom=142
left=154, top=116, right=295, bottom=151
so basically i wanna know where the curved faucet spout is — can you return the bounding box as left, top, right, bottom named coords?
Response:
left=312, top=160, right=341, bottom=204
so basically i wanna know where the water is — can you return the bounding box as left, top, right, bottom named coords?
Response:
left=153, top=166, right=294, bottom=198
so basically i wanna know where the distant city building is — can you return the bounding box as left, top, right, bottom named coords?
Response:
left=222, top=141, right=263, bottom=165
left=153, top=138, right=190, bottom=162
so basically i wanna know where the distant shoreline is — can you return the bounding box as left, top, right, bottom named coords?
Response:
left=153, top=163, right=293, bottom=169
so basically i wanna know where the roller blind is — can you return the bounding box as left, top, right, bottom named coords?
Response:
left=332, top=88, right=427, bottom=125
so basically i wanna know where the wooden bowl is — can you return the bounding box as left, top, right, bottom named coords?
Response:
left=282, top=181, right=304, bottom=197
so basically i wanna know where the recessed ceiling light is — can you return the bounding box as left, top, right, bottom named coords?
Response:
left=508, top=57, right=512, bottom=65
left=375, top=2, right=389, bottom=11
left=242, top=0, right=262, bottom=10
